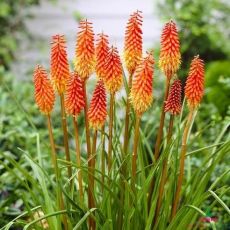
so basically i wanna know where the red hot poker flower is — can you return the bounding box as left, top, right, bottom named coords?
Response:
left=95, top=33, right=109, bottom=80
left=124, top=10, right=143, bottom=74
left=88, top=80, right=107, bottom=130
left=75, top=19, right=95, bottom=80
left=34, top=65, right=55, bottom=114
left=103, top=46, right=123, bottom=94
left=165, top=79, right=182, bottom=115
left=185, top=55, right=205, bottom=109
left=50, top=35, right=70, bottom=94
left=130, top=52, right=154, bottom=115
left=159, top=20, right=181, bottom=79
left=65, top=72, right=85, bottom=116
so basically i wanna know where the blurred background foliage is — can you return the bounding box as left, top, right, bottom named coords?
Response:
left=0, top=0, right=229, bottom=229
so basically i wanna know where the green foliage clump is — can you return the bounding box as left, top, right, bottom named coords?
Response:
left=0, top=0, right=40, bottom=69
left=205, top=61, right=230, bottom=115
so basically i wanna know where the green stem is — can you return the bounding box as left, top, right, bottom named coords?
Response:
left=60, top=94, right=72, bottom=186
left=47, top=114, right=68, bottom=230
left=131, top=115, right=141, bottom=192
left=171, top=109, right=194, bottom=219
left=101, top=125, right=105, bottom=193
left=153, top=115, right=174, bottom=226
left=88, top=130, right=97, bottom=230
left=154, top=78, right=170, bottom=160
left=108, top=93, right=115, bottom=173
left=73, top=116, right=83, bottom=204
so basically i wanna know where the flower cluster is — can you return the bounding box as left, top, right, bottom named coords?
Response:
left=159, top=20, right=181, bottom=79
left=34, top=65, right=55, bottom=114
left=130, top=52, right=154, bottom=115
left=51, top=35, right=70, bottom=94
left=75, top=20, right=95, bottom=80
left=165, top=79, right=182, bottom=115
left=124, top=10, right=143, bottom=74
left=185, top=56, right=205, bottom=109
left=65, top=72, right=85, bottom=116
left=88, top=80, right=107, bottom=129
left=103, top=46, right=123, bottom=94
left=95, top=33, right=110, bottom=80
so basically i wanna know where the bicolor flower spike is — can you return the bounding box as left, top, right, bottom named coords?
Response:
left=103, top=46, right=123, bottom=94
left=130, top=52, right=154, bottom=115
left=165, top=79, right=182, bottom=115
left=50, top=35, right=70, bottom=94
left=95, top=33, right=110, bottom=80
left=124, top=10, right=143, bottom=74
left=88, top=80, right=107, bottom=130
left=185, top=55, right=205, bottom=109
left=75, top=19, right=95, bottom=80
left=159, top=20, right=181, bottom=79
left=34, top=65, right=55, bottom=114
left=65, top=72, right=85, bottom=116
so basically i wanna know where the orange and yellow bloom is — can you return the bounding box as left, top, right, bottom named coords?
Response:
left=185, top=55, right=205, bottom=109
left=75, top=19, right=95, bottom=80
left=65, top=72, right=85, bottom=116
left=165, top=79, right=182, bottom=115
left=103, top=46, right=123, bottom=94
left=34, top=65, right=55, bottom=114
left=88, top=80, right=107, bottom=130
left=95, top=33, right=109, bottom=80
left=159, top=20, right=181, bottom=79
left=50, top=35, right=70, bottom=94
left=130, top=52, right=154, bottom=115
left=124, top=10, right=143, bottom=74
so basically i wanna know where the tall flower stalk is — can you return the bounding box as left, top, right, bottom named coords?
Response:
left=130, top=52, right=154, bottom=190
left=154, top=79, right=182, bottom=225
left=65, top=72, right=85, bottom=203
left=75, top=19, right=95, bottom=162
left=88, top=80, right=107, bottom=229
left=95, top=33, right=109, bottom=188
left=50, top=35, right=72, bottom=187
left=74, top=19, right=95, bottom=223
left=171, top=56, right=204, bottom=218
left=154, top=20, right=181, bottom=160
left=123, top=10, right=143, bottom=154
left=33, top=65, right=67, bottom=229
left=104, top=46, right=123, bottom=172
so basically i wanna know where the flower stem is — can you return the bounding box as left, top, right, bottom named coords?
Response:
left=82, top=80, right=93, bottom=229
left=101, top=125, right=105, bottom=193
left=60, top=93, right=72, bottom=188
left=89, top=129, right=97, bottom=230
left=73, top=116, right=83, bottom=204
left=171, top=109, right=194, bottom=219
left=154, top=78, right=170, bottom=160
left=47, top=114, right=68, bottom=230
left=108, top=93, right=115, bottom=172
left=123, top=72, right=133, bottom=155
left=153, top=114, right=174, bottom=226
left=118, top=72, right=133, bottom=229
left=131, top=115, right=140, bottom=191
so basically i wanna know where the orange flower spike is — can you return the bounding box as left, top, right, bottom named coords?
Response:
left=95, top=33, right=109, bottom=80
left=159, top=20, right=181, bottom=79
left=130, top=52, right=154, bottom=115
left=185, top=55, right=205, bottom=109
left=165, top=79, right=182, bottom=115
left=104, top=46, right=123, bottom=94
left=75, top=19, right=95, bottom=80
left=124, top=10, right=143, bottom=74
left=65, top=72, right=85, bottom=116
left=88, top=80, right=107, bottom=130
left=34, top=65, right=55, bottom=114
left=50, top=35, right=70, bottom=94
